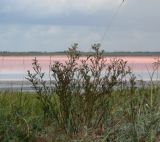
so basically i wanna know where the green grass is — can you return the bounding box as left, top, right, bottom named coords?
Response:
left=0, top=85, right=160, bottom=142
left=0, top=91, right=44, bottom=142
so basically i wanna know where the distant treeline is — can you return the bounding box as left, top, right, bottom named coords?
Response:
left=0, top=51, right=160, bottom=56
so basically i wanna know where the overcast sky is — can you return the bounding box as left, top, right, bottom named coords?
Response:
left=0, top=0, right=160, bottom=52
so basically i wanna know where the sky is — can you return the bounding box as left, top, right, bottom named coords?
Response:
left=0, top=0, right=160, bottom=52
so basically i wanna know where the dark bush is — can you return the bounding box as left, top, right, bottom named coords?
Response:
left=27, top=43, right=131, bottom=139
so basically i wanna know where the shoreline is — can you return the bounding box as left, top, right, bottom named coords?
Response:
left=0, top=52, right=160, bottom=57
left=0, top=79, right=159, bottom=92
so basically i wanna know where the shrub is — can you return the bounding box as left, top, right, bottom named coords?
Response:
left=27, top=43, right=131, bottom=139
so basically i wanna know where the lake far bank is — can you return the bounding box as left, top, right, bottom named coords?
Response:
left=0, top=51, right=160, bottom=57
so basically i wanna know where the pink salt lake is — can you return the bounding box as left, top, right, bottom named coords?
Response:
left=0, top=56, right=159, bottom=81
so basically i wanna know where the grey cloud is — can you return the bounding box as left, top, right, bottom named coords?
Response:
left=0, top=25, right=102, bottom=51
left=0, top=0, right=160, bottom=51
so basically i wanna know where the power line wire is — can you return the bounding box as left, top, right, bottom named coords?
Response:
left=100, top=0, right=126, bottom=45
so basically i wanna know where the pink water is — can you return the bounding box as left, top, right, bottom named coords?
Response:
left=0, top=56, right=159, bottom=80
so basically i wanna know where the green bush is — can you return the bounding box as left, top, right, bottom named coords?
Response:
left=27, top=44, right=131, bottom=140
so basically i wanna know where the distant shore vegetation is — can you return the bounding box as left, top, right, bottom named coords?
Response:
left=0, top=51, right=160, bottom=56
